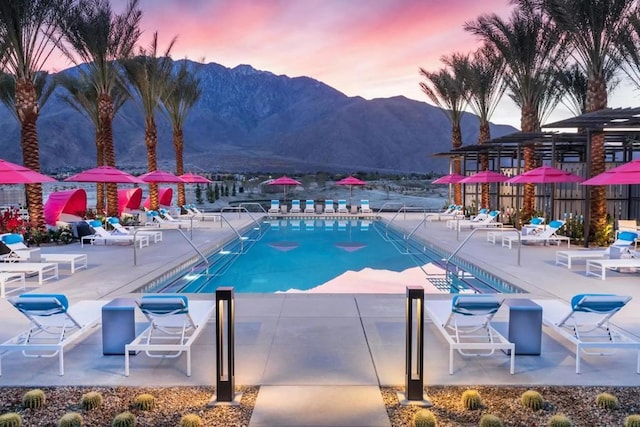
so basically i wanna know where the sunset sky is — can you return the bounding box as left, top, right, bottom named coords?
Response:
left=52, top=0, right=638, bottom=129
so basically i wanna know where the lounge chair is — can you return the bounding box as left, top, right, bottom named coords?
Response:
left=425, top=295, right=515, bottom=374
left=0, top=272, right=25, bottom=298
left=337, top=200, right=348, bottom=214
left=107, top=217, right=163, bottom=243
left=360, top=200, right=372, bottom=214
left=556, top=231, right=639, bottom=269
left=533, top=294, right=640, bottom=373
left=125, top=295, right=215, bottom=377
left=0, top=262, right=58, bottom=284
left=522, top=216, right=546, bottom=234
left=182, top=205, right=220, bottom=221
left=160, top=208, right=199, bottom=224
left=428, top=205, right=464, bottom=222
left=304, top=200, right=315, bottom=213
left=586, top=257, right=640, bottom=280
left=1, top=233, right=41, bottom=261
left=81, top=220, right=149, bottom=248
left=324, top=200, right=335, bottom=214
left=268, top=200, right=280, bottom=214
left=446, top=209, right=488, bottom=229
left=0, top=294, right=104, bottom=375
left=502, top=220, right=570, bottom=249
left=450, top=210, right=503, bottom=231
left=290, top=200, right=301, bottom=213
left=147, top=211, right=192, bottom=229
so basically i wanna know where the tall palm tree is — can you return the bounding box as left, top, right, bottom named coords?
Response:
left=0, top=0, right=68, bottom=230
left=465, top=3, right=566, bottom=221
left=161, top=60, right=202, bottom=209
left=121, top=32, right=176, bottom=210
left=526, top=0, right=634, bottom=242
left=56, top=0, right=142, bottom=217
left=447, top=46, right=506, bottom=208
left=419, top=64, right=468, bottom=205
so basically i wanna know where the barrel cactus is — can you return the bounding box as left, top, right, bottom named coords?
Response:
left=112, top=412, right=136, bottom=427
left=179, top=414, right=203, bottom=427
left=521, top=390, right=544, bottom=411
left=133, top=394, right=155, bottom=411
left=461, top=389, right=482, bottom=410
left=548, top=414, right=572, bottom=427
left=625, top=415, right=640, bottom=427
left=80, top=392, right=103, bottom=410
left=58, top=412, right=83, bottom=427
left=595, top=392, right=618, bottom=410
left=0, top=413, right=22, bottom=427
left=479, top=414, right=504, bottom=427
left=413, top=409, right=437, bottom=427
left=22, top=389, right=46, bottom=409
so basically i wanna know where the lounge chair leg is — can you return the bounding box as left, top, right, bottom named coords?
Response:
left=59, top=349, right=64, bottom=376
left=187, top=349, right=191, bottom=377
left=449, top=348, right=454, bottom=375
left=125, top=350, right=130, bottom=377
left=509, top=346, right=515, bottom=374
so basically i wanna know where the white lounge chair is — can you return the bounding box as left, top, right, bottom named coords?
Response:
left=290, top=200, right=301, bottom=213
left=160, top=209, right=199, bottom=224
left=428, top=205, right=464, bottom=222
left=304, top=200, right=315, bottom=213
left=337, top=200, right=348, bottom=214
left=0, top=262, right=58, bottom=284
left=147, top=211, right=191, bottom=229
left=0, top=294, right=104, bottom=375
left=107, top=217, right=163, bottom=243
left=586, top=257, right=640, bottom=280
left=533, top=294, right=640, bottom=373
left=446, top=208, right=489, bottom=229
left=502, top=220, right=570, bottom=249
left=268, top=200, right=280, bottom=214
left=324, top=200, right=335, bottom=214
left=522, top=216, right=546, bottom=234
left=0, top=233, right=40, bottom=261
left=181, top=205, right=220, bottom=221
left=450, top=210, right=503, bottom=231
left=125, top=295, right=215, bottom=377
left=425, top=295, right=515, bottom=375
left=556, top=231, right=639, bottom=269
left=40, top=254, right=88, bottom=274
left=0, top=272, right=25, bottom=298
left=360, top=200, right=372, bottom=214
left=81, top=220, right=149, bottom=248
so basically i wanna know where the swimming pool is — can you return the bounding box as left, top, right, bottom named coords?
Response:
left=144, top=219, right=522, bottom=294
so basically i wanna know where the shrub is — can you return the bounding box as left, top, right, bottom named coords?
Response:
left=179, top=414, right=203, bottom=427
left=0, top=413, right=22, bottom=427
left=58, top=412, right=83, bottom=427
left=133, top=393, right=155, bottom=411
left=595, top=392, right=619, bottom=410
left=461, top=389, right=482, bottom=410
left=548, top=414, right=572, bottom=427
left=80, top=391, right=103, bottom=410
left=521, top=390, right=544, bottom=411
left=112, top=412, right=136, bottom=427
left=413, top=409, right=437, bottom=427
left=22, top=389, right=46, bottom=409
left=625, top=415, right=640, bottom=427
left=479, top=414, right=504, bottom=427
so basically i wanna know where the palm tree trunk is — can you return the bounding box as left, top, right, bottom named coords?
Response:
left=95, top=129, right=105, bottom=214
left=587, top=75, right=608, bottom=242
left=173, top=127, right=185, bottom=208
left=478, top=120, right=491, bottom=209
left=521, top=104, right=540, bottom=221
left=452, top=124, right=463, bottom=205
left=145, top=116, right=159, bottom=210
left=99, top=94, right=118, bottom=217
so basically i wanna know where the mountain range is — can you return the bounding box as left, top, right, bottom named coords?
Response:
left=0, top=60, right=517, bottom=174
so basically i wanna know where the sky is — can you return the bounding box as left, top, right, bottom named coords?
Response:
left=50, top=0, right=639, bottom=130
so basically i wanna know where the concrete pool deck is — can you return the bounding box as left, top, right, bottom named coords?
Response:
left=1, top=212, right=640, bottom=426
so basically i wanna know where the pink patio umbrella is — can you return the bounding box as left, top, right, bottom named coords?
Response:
left=432, top=173, right=465, bottom=184
left=581, top=159, right=640, bottom=185
left=179, top=172, right=212, bottom=183
left=64, top=165, right=142, bottom=184
left=268, top=176, right=301, bottom=202
left=459, top=170, right=510, bottom=184
left=0, top=158, right=56, bottom=184
left=139, top=170, right=186, bottom=183
left=336, top=175, right=367, bottom=206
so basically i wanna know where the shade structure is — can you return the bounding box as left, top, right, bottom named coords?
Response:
left=336, top=176, right=367, bottom=206
left=43, top=188, right=87, bottom=226
left=268, top=176, right=301, bottom=202
left=118, top=187, right=143, bottom=216
left=506, top=165, right=583, bottom=184
left=0, top=158, right=56, bottom=184
left=179, top=173, right=212, bottom=183
left=139, top=170, right=186, bottom=183
left=432, top=173, right=465, bottom=184
left=582, top=159, right=640, bottom=185
left=459, top=170, right=510, bottom=183
left=143, top=187, right=173, bottom=208
left=64, top=166, right=142, bottom=184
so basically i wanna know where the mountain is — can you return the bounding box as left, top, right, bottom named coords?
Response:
left=0, top=60, right=517, bottom=174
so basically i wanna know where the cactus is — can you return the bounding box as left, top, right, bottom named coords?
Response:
left=58, top=412, right=83, bottom=427
left=133, top=393, right=155, bottom=411
left=413, top=409, right=437, bottom=427
left=625, top=415, right=640, bottom=427
left=112, top=412, right=136, bottom=427
left=595, top=392, right=618, bottom=410
left=22, top=389, right=46, bottom=409
left=548, top=414, right=572, bottom=427
left=179, top=414, right=203, bottom=427
left=521, top=390, right=544, bottom=411
left=479, top=414, right=504, bottom=427
left=81, top=391, right=103, bottom=410
left=0, top=413, right=22, bottom=427
left=461, top=389, right=482, bottom=410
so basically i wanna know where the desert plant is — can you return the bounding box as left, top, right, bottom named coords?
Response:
left=595, top=392, right=619, bottom=410
left=22, top=389, right=46, bottom=409
left=80, top=391, right=103, bottom=410
left=548, top=414, right=572, bottom=427
left=133, top=393, right=155, bottom=411
left=521, top=390, right=544, bottom=411
left=625, top=415, right=640, bottom=427
left=58, top=412, right=83, bottom=427
left=0, top=413, right=22, bottom=427
left=179, top=414, right=203, bottom=427
left=413, top=409, right=437, bottom=427
left=112, top=412, right=136, bottom=427
left=479, top=414, right=504, bottom=427
left=461, top=389, right=482, bottom=410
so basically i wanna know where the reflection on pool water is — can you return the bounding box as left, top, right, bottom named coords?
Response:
left=144, top=219, right=521, bottom=294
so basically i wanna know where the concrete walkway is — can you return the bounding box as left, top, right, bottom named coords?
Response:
left=1, top=213, right=640, bottom=426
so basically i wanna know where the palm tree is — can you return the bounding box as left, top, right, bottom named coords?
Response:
left=525, top=0, right=634, bottom=242
left=121, top=32, right=176, bottom=211
left=161, top=60, right=202, bottom=209
left=0, top=0, right=67, bottom=230
left=447, top=46, right=506, bottom=209
left=56, top=0, right=142, bottom=217
left=465, top=3, right=566, bottom=221
left=419, top=64, right=468, bottom=205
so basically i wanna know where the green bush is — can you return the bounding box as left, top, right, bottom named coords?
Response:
left=133, top=393, right=155, bottom=411
left=479, top=414, right=504, bottom=427
left=595, top=392, right=618, bottom=410
left=461, top=389, right=482, bottom=410
left=625, top=414, right=640, bottom=427
left=58, top=412, right=83, bottom=427
left=112, top=412, right=136, bottom=427
left=413, top=409, right=437, bottom=427
left=80, top=391, right=103, bottom=410
left=521, top=390, right=544, bottom=411
left=179, top=414, right=203, bottom=427
left=22, top=389, right=46, bottom=409
left=548, top=414, right=572, bottom=427
left=0, top=413, right=22, bottom=427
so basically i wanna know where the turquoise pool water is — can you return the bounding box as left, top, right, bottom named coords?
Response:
left=146, top=219, right=521, bottom=294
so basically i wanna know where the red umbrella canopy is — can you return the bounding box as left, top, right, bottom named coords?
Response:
left=432, top=173, right=465, bottom=184
left=582, top=159, right=640, bottom=185
left=64, top=166, right=142, bottom=184
left=139, top=170, right=186, bottom=183
left=179, top=173, right=212, bottom=183
left=268, top=176, right=302, bottom=186
left=336, top=176, right=366, bottom=186
left=0, top=158, right=57, bottom=184
left=507, top=165, right=583, bottom=184
left=459, top=170, right=510, bottom=184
